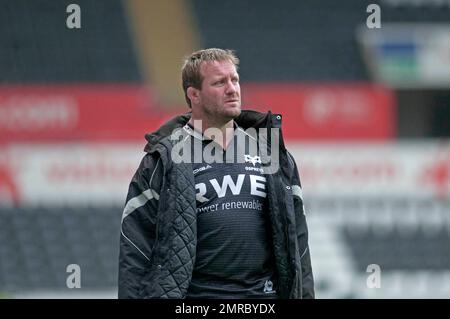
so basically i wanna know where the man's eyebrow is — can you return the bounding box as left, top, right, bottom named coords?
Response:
left=212, top=73, right=239, bottom=79
left=210, top=74, right=226, bottom=81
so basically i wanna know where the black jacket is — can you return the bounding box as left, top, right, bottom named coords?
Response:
left=118, top=110, right=314, bottom=298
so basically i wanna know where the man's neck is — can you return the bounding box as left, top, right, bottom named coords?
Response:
left=188, top=116, right=235, bottom=149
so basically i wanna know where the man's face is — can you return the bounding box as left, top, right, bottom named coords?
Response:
left=195, top=60, right=241, bottom=123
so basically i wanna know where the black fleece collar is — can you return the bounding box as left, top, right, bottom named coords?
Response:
left=144, top=109, right=282, bottom=152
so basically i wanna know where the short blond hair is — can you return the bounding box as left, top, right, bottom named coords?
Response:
left=182, top=48, right=239, bottom=107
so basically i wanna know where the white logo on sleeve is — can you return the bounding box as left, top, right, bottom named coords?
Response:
left=245, top=155, right=261, bottom=166
left=263, top=280, right=275, bottom=294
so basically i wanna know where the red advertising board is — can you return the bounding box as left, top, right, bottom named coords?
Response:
left=242, top=83, right=396, bottom=140
left=0, top=85, right=177, bottom=143
left=0, top=83, right=395, bottom=143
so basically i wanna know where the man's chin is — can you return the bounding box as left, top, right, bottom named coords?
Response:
left=225, top=104, right=241, bottom=118
left=225, top=108, right=241, bottom=120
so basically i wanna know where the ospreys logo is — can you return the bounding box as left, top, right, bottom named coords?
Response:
left=245, top=155, right=261, bottom=166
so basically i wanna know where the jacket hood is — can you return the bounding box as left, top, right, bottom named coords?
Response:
left=144, top=109, right=281, bottom=153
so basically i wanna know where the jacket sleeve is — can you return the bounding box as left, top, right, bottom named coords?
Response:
left=288, top=152, right=315, bottom=299
left=118, top=153, right=163, bottom=299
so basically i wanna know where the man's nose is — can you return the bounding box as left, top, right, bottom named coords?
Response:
left=225, top=80, right=238, bottom=94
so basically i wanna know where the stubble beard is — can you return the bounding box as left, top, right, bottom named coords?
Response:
left=203, top=101, right=241, bottom=127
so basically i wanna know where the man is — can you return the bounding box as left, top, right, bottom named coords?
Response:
left=118, top=48, right=314, bottom=299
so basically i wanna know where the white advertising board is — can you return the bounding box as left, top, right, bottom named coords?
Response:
left=0, top=142, right=449, bottom=205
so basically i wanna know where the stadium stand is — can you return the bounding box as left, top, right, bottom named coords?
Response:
left=0, top=0, right=141, bottom=83
left=190, top=0, right=450, bottom=82
left=307, top=198, right=450, bottom=298
left=0, top=206, right=121, bottom=292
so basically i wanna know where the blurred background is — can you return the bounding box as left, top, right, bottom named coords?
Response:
left=0, top=0, right=449, bottom=299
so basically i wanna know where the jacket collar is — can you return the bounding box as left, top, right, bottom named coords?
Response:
left=144, top=109, right=282, bottom=152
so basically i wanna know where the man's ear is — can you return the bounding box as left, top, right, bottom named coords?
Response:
left=187, top=87, right=199, bottom=105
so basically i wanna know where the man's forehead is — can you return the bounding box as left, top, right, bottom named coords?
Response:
left=200, top=60, right=237, bottom=77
